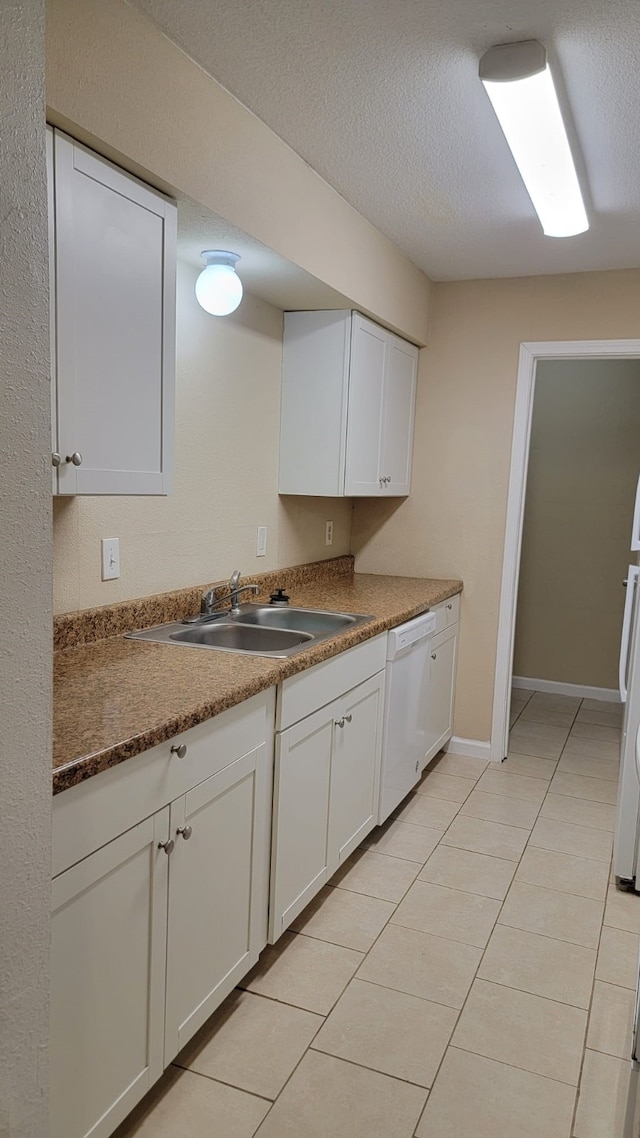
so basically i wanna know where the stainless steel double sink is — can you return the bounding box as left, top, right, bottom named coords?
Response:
left=126, top=603, right=374, bottom=658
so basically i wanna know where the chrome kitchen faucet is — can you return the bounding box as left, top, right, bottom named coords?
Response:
left=184, top=568, right=259, bottom=623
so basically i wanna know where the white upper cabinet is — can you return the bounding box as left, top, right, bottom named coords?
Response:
left=48, top=127, right=176, bottom=495
left=381, top=335, right=419, bottom=493
left=279, top=310, right=418, bottom=497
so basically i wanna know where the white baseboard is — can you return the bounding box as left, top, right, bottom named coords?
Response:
left=512, top=676, right=621, bottom=704
left=445, top=736, right=492, bottom=760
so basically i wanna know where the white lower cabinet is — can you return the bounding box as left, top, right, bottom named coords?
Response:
left=269, top=651, right=385, bottom=942
left=50, top=693, right=273, bottom=1138
left=270, top=703, right=334, bottom=937
left=328, top=675, right=385, bottom=863
left=164, top=745, right=269, bottom=1063
left=421, top=622, right=459, bottom=769
left=50, top=618, right=455, bottom=1137
left=50, top=812, right=170, bottom=1138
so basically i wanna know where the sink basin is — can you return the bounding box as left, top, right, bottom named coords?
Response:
left=126, top=602, right=374, bottom=657
left=230, top=605, right=357, bottom=635
left=169, top=622, right=313, bottom=653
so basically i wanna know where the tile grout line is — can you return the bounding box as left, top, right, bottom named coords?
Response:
left=177, top=692, right=619, bottom=1137
left=565, top=691, right=612, bottom=1138
left=569, top=856, right=612, bottom=1138
left=411, top=691, right=618, bottom=1135
left=411, top=731, right=563, bottom=1134
left=505, top=694, right=621, bottom=1137
left=169, top=1063, right=275, bottom=1104
left=263, top=695, right=614, bottom=1134
left=241, top=761, right=492, bottom=1133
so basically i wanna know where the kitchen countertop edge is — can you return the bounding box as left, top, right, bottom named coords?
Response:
left=53, top=574, right=462, bottom=795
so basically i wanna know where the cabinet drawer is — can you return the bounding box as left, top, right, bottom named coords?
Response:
left=276, top=634, right=387, bottom=731
left=52, top=689, right=275, bottom=877
left=432, top=593, right=460, bottom=633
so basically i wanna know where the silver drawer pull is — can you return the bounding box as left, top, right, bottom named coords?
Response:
left=177, top=825, right=193, bottom=841
left=335, top=717, right=345, bottom=728
left=171, top=743, right=187, bottom=758
left=446, top=603, right=453, bottom=610
left=66, top=452, right=83, bottom=466
left=158, top=839, right=174, bottom=855
left=344, top=713, right=352, bottom=723
left=431, top=652, right=437, bottom=660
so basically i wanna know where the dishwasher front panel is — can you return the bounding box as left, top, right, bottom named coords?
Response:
left=378, top=616, right=435, bottom=824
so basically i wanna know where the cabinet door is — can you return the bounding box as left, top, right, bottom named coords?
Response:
left=269, top=702, right=336, bottom=941
left=164, top=745, right=270, bottom=1062
left=344, top=314, right=387, bottom=495
left=380, top=335, right=418, bottom=495
left=328, top=671, right=385, bottom=869
left=47, top=126, right=60, bottom=492
left=279, top=310, right=351, bottom=496
left=52, top=128, right=176, bottom=495
left=50, top=810, right=169, bottom=1138
left=422, top=625, right=458, bottom=768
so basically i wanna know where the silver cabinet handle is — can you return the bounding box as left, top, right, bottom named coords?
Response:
left=66, top=452, right=83, bottom=466
left=386, top=476, right=391, bottom=483
left=158, top=839, right=174, bottom=855
left=177, top=825, right=193, bottom=841
left=446, top=603, right=452, bottom=610
left=52, top=452, right=61, bottom=467
left=171, top=743, right=187, bottom=758
left=431, top=652, right=437, bottom=660
left=335, top=714, right=353, bottom=728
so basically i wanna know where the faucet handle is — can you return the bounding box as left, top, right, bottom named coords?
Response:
left=201, top=587, right=217, bottom=614
left=229, top=568, right=241, bottom=590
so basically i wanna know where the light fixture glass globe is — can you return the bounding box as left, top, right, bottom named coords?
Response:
left=195, top=251, right=243, bottom=316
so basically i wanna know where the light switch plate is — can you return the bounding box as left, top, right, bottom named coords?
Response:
left=256, top=526, right=268, bottom=557
left=101, top=537, right=120, bottom=580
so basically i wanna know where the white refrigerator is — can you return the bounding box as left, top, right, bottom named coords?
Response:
left=612, top=486, right=640, bottom=1138
left=614, top=477, right=640, bottom=888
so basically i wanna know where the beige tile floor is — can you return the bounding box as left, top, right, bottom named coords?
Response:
left=114, top=689, right=640, bottom=1138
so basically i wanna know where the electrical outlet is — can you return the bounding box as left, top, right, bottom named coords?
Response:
left=325, top=520, right=334, bottom=546
left=256, top=526, right=268, bottom=557
left=101, top=537, right=120, bottom=581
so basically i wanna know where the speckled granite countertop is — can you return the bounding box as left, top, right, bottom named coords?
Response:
left=53, top=563, right=462, bottom=795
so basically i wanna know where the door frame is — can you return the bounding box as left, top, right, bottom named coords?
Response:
left=490, top=338, right=640, bottom=763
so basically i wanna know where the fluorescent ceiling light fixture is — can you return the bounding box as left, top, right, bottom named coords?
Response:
left=479, top=40, right=588, bottom=238
left=195, top=250, right=243, bottom=315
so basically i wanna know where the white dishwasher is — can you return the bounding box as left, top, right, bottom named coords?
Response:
left=378, top=611, right=438, bottom=824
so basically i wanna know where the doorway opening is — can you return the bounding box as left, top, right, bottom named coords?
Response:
left=491, top=340, right=640, bottom=763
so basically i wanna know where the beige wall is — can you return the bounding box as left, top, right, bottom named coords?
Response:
left=45, top=0, right=431, bottom=345
left=353, top=270, right=640, bottom=741
left=0, top=2, right=52, bottom=1134
left=514, top=360, right=640, bottom=689
left=53, top=262, right=352, bottom=613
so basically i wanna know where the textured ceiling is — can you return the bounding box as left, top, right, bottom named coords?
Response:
left=130, top=0, right=640, bottom=281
